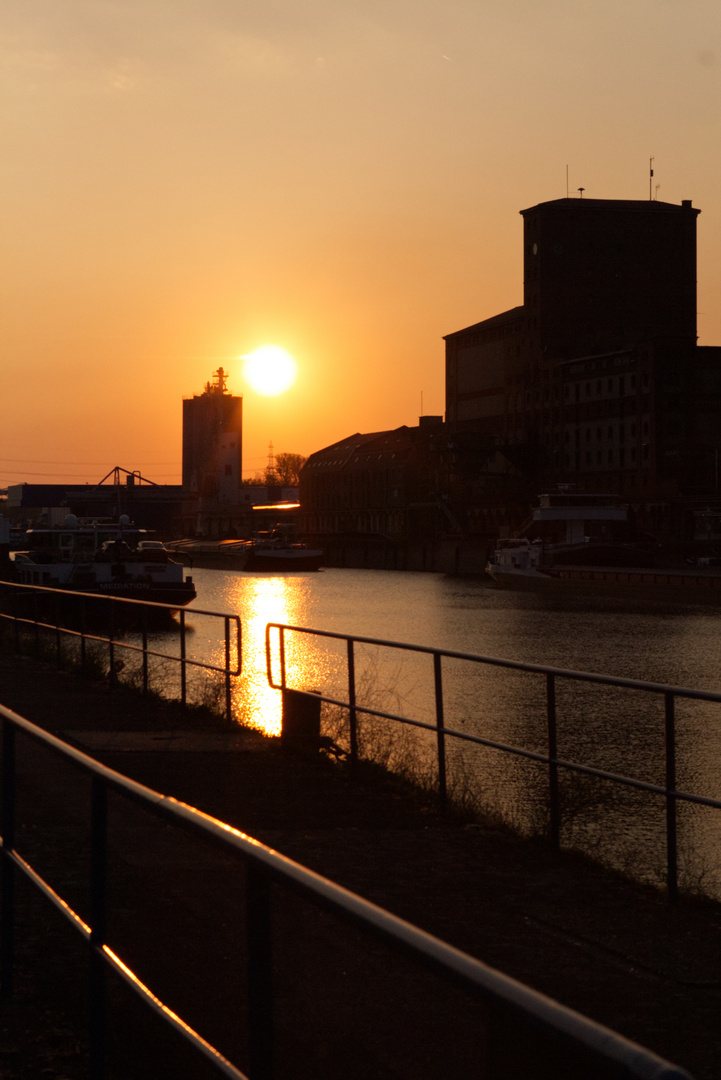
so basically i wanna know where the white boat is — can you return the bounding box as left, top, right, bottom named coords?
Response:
left=484, top=538, right=553, bottom=586
left=245, top=537, right=324, bottom=572
left=9, top=514, right=196, bottom=607
left=486, top=493, right=658, bottom=586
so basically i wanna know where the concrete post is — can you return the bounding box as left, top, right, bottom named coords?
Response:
left=281, top=688, right=321, bottom=752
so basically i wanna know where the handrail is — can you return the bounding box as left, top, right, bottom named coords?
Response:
left=265, top=622, right=721, bottom=901
left=0, top=702, right=693, bottom=1079
left=0, top=581, right=241, bottom=722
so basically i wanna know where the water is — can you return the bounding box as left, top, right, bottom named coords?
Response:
left=155, top=567, right=721, bottom=896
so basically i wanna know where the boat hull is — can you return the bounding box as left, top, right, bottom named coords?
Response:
left=245, top=548, right=324, bottom=572
left=485, top=565, right=554, bottom=588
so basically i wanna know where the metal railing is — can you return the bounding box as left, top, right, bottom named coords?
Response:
left=0, top=581, right=241, bottom=722
left=266, top=622, right=721, bottom=902
left=0, top=702, right=692, bottom=1080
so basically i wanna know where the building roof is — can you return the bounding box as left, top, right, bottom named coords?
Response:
left=443, top=305, right=525, bottom=341
left=304, top=423, right=446, bottom=474
left=520, top=197, right=699, bottom=217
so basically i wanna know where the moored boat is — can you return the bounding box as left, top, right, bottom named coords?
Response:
left=8, top=514, right=196, bottom=607
left=486, top=493, right=658, bottom=587
left=244, top=527, right=323, bottom=572
left=245, top=539, right=324, bottom=572
left=484, top=538, right=554, bottom=587
left=163, top=538, right=251, bottom=571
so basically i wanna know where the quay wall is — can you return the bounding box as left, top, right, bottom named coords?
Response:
left=313, top=536, right=490, bottom=574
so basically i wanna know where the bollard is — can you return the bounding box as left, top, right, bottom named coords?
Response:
left=281, top=689, right=321, bottom=753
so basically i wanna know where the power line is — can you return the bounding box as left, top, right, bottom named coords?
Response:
left=0, top=470, right=181, bottom=480
left=0, top=457, right=179, bottom=466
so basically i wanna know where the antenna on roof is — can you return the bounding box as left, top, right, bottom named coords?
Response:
left=577, top=187, right=585, bottom=199
left=649, top=156, right=654, bottom=200
left=565, top=164, right=569, bottom=198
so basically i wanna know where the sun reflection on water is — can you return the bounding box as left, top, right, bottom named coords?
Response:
left=216, top=574, right=317, bottom=736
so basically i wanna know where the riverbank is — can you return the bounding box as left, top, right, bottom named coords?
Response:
left=0, top=644, right=720, bottom=1078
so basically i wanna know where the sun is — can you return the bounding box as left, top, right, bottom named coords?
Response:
left=240, top=345, right=297, bottom=396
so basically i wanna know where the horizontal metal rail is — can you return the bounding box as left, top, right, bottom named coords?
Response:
left=266, top=622, right=721, bottom=901
left=0, top=581, right=240, bottom=722
left=0, top=703, right=692, bottom=1080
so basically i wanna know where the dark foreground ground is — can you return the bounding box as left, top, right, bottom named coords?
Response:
left=0, top=643, right=720, bottom=1079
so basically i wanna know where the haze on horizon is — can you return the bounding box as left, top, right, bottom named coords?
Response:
left=2, top=0, right=719, bottom=487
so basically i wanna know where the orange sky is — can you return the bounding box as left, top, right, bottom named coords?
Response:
left=2, top=0, right=719, bottom=486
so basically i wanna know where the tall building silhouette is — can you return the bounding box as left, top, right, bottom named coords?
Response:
left=182, top=368, right=243, bottom=502
left=445, top=197, right=720, bottom=517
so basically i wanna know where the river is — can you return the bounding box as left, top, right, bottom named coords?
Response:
left=159, top=567, right=721, bottom=896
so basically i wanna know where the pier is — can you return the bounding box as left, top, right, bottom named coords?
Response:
left=0, top=638, right=719, bottom=1078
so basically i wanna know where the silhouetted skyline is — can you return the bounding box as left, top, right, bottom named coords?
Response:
left=1, top=0, right=719, bottom=488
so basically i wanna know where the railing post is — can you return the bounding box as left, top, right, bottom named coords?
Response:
left=107, top=599, right=116, bottom=687
left=80, top=595, right=87, bottom=670
left=546, top=673, right=561, bottom=851
left=664, top=692, right=679, bottom=902
left=246, top=862, right=274, bottom=1080
left=141, top=608, right=149, bottom=695
left=89, top=777, right=108, bottom=1080
left=54, top=591, right=61, bottom=666
left=433, top=652, right=447, bottom=811
left=1, top=722, right=16, bottom=998
left=33, top=590, right=40, bottom=655
left=224, top=617, right=232, bottom=723
left=179, top=609, right=187, bottom=708
left=347, top=638, right=358, bottom=772
left=279, top=627, right=287, bottom=690
left=12, top=587, right=20, bottom=652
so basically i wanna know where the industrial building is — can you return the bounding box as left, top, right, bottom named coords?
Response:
left=444, top=196, right=721, bottom=538
left=182, top=367, right=243, bottom=502
left=2, top=370, right=298, bottom=541
left=301, top=194, right=720, bottom=566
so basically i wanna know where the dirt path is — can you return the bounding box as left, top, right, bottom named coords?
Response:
left=1, top=644, right=720, bottom=1078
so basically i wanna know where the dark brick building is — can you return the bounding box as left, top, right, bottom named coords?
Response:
left=299, top=419, right=530, bottom=570
left=445, top=197, right=721, bottom=538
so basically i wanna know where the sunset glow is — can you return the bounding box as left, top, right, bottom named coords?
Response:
left=241, top=346, right=298, bottom=397
left=0, top=1, right=719, bottom=485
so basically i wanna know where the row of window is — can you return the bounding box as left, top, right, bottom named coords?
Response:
left=564, top=445, right=650, bottom=468
left=564, top=372, right=649, bottom=400
left=565, top=420, right=650, bottom=444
